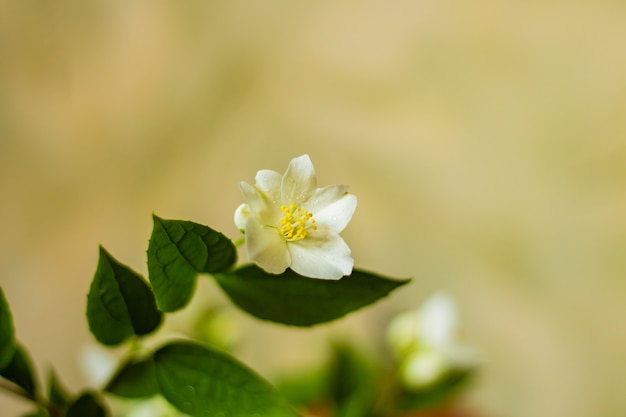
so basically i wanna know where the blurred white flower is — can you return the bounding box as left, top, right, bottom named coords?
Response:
left=80, top=344, right=118, bottom=388
left=235, top=154, right=357, bottom=279
left=386, top=292, right=479, bottom=389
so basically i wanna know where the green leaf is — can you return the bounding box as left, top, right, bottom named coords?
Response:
left=105, top=357, right=160, bottom=398
left=87, top=246, right=163, bottom=346
left=66, top=392, right=107, bottom=417
left=0, top=285, right=16, bottom=370
left=0, top=344, right=38, bottom=397
left=214, top=266, right=409, bottom=326
left=48, top=368, right=71, bottom=408
left=147, top=215, right=237, bottom=312
left=154, top=341, right=299, bottom=417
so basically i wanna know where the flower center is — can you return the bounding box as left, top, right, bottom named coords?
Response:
left=279, top=204, right=317, bottom=241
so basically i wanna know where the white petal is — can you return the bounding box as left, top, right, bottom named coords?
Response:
left=281, top=155, right=317, bottom=205
left=419, top=292, right=458, bottom=347
left=288, top=231, right=353, bottom=279
left=255, top=169, right=282, bottom=204
left=306, top=189, right=356, bottom=233
left=305, top=184, right=348, bottom=210
left=234, top=204, right=250, bottom=230
left=239, top=181, right=279, bottom=225
left=245, top=217, right=290, bottom=274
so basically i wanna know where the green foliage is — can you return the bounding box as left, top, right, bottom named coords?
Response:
left=214, top=265, right=409, bottom=326
left=0, top=285, right=16, bottom=370
left=147, top=215, right=237, bottom=312
left=87, top=246, right=162, bottom=346
left=106, top=358, right=160, bottom=399
left=0, top=344, right=38, bottom=398
left=0, top=206, right=474, bottom=416
left=153, top=341, right=299, bottom=417
left=276, top=343, right=379, bottom=417
left=65, top=392, right=108, bottom=417
left=276, top=344, right=474, bottom=417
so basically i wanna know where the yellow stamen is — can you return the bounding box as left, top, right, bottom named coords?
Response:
left=279, top=205, right=317, bottom=241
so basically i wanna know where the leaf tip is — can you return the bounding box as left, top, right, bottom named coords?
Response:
left=398, top=277, right=412, bottom=286
left=97, top=244, right=110, bottom=258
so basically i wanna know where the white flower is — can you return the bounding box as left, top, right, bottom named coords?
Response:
left=386, top=293, right=479, bottom=389
left=235, top=154, right=357, bottom=279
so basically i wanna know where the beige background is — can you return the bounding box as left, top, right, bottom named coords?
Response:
left=2, top=1, right=626, bottom=416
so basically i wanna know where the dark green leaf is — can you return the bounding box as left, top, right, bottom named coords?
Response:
left=147, top=215, right=237, bottom=312
left=214, top=266, right=409, bottom=326
left=154, top=341, right=299, bottom=417
left=87, top=246, right=163, bottom=345
left=66, top=392, right=107, bottom=417
left=48, top=368, right=71, bottom=408
left=0, top=344, right=37, bottom=397
left=0, top=285, right=16, bottom=370
left=105, top=357, right=159, bottom=398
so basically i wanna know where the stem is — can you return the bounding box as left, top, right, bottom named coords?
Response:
left=0, top=379, right=63, bottom=416
left=0, top=378, right=32, bottom=401
left=102, top=336, right=144, bottom=392
left=233, top=237, right=245, bottom=247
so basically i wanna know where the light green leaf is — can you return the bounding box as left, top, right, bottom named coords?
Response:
left=154, top=341, right=299, bottom=417
left=105, top=358, right=160, bottom=398
left=65, top=392, right=107, bottom=417
left=214, top=266, right=409, bottom=326
left=0, top=344, right=37, bottom=398
left=0, top=285, right=16, bottom=370
left=147, top=215, right=237, bottom=312
left=87, top=246, right=163, bottom=345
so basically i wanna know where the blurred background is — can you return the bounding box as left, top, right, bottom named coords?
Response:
left=1, top=0, right=626, bottom=416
